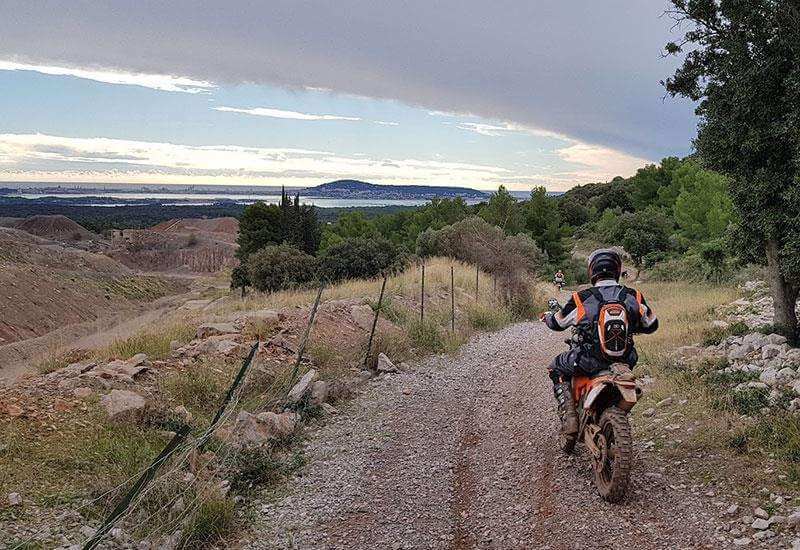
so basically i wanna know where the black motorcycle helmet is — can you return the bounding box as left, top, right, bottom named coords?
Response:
left=587, top=248, right=623, bottom=284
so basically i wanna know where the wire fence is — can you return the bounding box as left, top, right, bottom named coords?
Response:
left=12, top=261, right=493, bottom=549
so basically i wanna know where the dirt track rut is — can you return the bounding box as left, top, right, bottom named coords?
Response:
left=246, top=322, right=732, bottom=549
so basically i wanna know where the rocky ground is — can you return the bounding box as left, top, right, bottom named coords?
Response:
left=242, top=321, right=799, bottom=549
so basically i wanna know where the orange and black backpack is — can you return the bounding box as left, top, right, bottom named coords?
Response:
left=586, top=287, right=631, bottom=360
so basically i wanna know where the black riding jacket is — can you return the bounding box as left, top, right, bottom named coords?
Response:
left=544, top=279, right=658, bottom=368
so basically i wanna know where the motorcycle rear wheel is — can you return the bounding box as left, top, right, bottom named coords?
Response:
left=593, top=406, right=633, bottom=503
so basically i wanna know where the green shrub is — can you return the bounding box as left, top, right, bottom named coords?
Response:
left=180, top=493, right=235, bottom=548
left=364, top=330, right=412, bottom=369
left=731, top=412, right=800, bottom=462
left=465, top=303, right=512, bottom=331
left=247, top=244, right=318, bottom=292
left=714, top=386, right=770, bottom=416
left=407, top=319, right=444, bottom=353
left=317, top=237, right=406, bottom=283
left=225, top=447, right=306, bottom=495
left=701, top=320, right=749, bottom=346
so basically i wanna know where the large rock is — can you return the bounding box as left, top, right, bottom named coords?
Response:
left=216, top=340, right=242, bottom=356
left=196, top=323, right=238, bottom=339
left=742, top=333, right=767, bottom=350
left=729, top=344, right=754, bottom=361
left=86, top=354, right=151, bottom=383
left=350, top=304, right=377, bottom=331
left=760, top=369, right=778, bottom=386
left=287, top=369, right=318, bottom=403
left=785, top=348, right=800, bottom=365
left=309, top=380, right=329, bottom=406
left=101, top=390, right=146, bottom=420
left=762, top=344, right=787, bottom=360
left=766, top=333, right=788, bottom=345
left=777, top=367, right=797, bottom=384
left=225, top=410, right=298, bottom=447
left=376, top=353, right=398, bottom=373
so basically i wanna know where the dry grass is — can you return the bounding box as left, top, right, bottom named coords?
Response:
left=632, top=281, right=800, bottom=494
left=4, top=258, right=525, bottom=544
left=633, top=281, right=739, bottom=360
left=96, top=322, right=197, bottom=362
left=217, top=258, right=508, bottom=315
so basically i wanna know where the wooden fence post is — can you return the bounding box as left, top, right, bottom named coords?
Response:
left=450, top=266, right=455, bottom=332
left=364, top=275, right=388, bottom=370
left=420, top=263, right=425, bottom=322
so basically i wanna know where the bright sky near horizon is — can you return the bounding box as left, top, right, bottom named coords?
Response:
left=0, top=1, right=695, bottom=192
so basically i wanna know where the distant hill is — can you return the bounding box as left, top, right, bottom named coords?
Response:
left=305, top=179, right=488, bottom=200
left=14, top=214, right=97, bottom=241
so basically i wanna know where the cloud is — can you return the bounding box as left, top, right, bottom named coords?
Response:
left=213, top=106, right=361, bottom=121
left=0, top=132, right=650, bottom=191
left=374, top=120, right=400, bottom=126
left=0, top=133, right=511, bottom=188
left=0, top=59, right=214, bottom=93
left=0, top=1, right=695, bottom=160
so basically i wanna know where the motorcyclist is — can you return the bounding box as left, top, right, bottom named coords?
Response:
left=540, top=249, right=658, bottom=437
left=553, top=270, right=565, bottom=288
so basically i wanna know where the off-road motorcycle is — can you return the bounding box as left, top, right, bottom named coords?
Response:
left=548, top=300, right=642, bottom=503
left=553, top=277, right=566, bottom=291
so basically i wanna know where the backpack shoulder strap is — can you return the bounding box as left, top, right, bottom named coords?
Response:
left=572, top=291, right=586, bottom=322
left=587, top=287, right=604, bottom=304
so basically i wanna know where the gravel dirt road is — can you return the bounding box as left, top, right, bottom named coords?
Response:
left=245, top=322, right=738, bottom=549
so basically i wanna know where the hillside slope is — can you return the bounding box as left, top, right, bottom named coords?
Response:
left=0, top=227, right=188, bottom=360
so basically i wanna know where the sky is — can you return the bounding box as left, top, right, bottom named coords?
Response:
left=0, top=1, right=696, bottom=192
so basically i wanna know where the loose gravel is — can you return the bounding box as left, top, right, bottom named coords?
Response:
left=243, top=322, right=754, bottom=549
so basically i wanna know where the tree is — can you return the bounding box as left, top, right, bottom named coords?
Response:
left=672, top=161, right=735, bottom=242
left=317, top=237, right=406, bottom=282
left=664, top=0, right=800, bottom=336
left=320, top=211, right=378, bottom=249
left=479, top=186, right=523, bottom=234
left=618, top=209, right=672, bottom=277
left=247, top=244, right=318, bottom=292
left=521, top=187, right=568, bottom=263
left=629, top=157, right=682, bottom=210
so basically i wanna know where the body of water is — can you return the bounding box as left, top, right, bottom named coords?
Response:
left=11, top=193, right=431, bottom=208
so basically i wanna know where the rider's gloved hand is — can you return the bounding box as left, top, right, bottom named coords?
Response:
left=539, top=312, right=548, bottom=322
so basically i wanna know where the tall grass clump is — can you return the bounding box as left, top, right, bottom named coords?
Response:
left=406, top=318, right=445, bottom=353
left=100, top=322, right=196, bottom=361
left=465, top=303, right=512, bottom=331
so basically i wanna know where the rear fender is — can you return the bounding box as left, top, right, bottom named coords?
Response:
left=583, top=380, right=639, bottom=412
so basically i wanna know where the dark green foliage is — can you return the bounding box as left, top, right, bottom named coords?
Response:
left=521, top=187, right=569, bottom=263
left=479, top=185, right=524, bottom=234
left=701, top=321, right=749, bottom=346
left=664, top=0, right=800, bottom=334
left=229, top=265, right=248, bottom=290
left=317, top=237, right=407, bottom=282
left=236, top=191, right=320, bottom=261
left=617, top=209, right=673, bottom=271
left=246, top=244, right=318, bottom=292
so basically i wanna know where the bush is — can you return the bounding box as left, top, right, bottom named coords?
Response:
left=180, top=493, right=235, bottom=547
left=466, top=303, right=512, bottom=331
left=701, top=321, right=749, bottom=346
left=407, top=319, right=445, bottom=353
left=317, top=237, right=406, bottom=283
left=247, top=244, right=318, bottom=292
left=416, top=217, right=546, bottom=312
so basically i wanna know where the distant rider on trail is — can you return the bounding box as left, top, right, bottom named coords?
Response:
left=540, top=249, right=659, bottom=437
left=553, top=270, right=566, bottom=290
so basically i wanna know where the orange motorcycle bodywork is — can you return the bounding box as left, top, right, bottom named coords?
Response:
left=572, top=364, right=639, bottom=413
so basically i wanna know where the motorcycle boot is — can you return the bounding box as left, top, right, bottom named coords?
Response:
left=553, top=380, right=579, bottom=436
